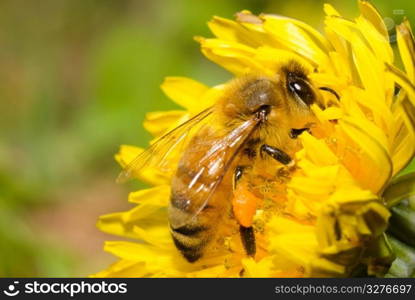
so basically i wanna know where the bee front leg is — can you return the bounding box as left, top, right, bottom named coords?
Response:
left=233, top=165, right=245, bottom=189
left=289, top=128, right=310, bottom=139
left=233, top=166, right=256, bottom=257
left=260, top=144, right=292, bottom=165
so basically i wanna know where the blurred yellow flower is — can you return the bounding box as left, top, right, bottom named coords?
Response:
left=94, top=1, right=415, bottom=277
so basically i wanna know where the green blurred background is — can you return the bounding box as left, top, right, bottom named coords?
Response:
left=0, top=0, right=413, bottom=277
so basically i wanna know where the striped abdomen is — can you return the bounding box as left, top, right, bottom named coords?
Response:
left=168, top=133, right=234, bottom=262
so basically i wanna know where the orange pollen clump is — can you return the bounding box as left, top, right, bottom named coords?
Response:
left=232, top=182, right=261, bottom=227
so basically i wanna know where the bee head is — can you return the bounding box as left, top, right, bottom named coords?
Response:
left=220, top=61, right=322, bottom=128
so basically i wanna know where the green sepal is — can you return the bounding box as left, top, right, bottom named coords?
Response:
left=384, top=235, right=415, bottom=278
left=381, top=170, right=415, bottom=278
left=383, top=172, right=415, bottom=208
left=361, top=233, right=395, bottom=277
left=387, top=199, right=415, bottom=247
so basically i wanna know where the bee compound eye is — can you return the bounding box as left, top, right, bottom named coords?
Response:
left=287, top=77, right=315, bottom=106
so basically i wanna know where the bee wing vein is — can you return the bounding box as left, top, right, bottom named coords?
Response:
left=117, top=107, right=214, bottom=183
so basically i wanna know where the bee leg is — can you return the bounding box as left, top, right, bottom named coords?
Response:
left=289, top=128, right=310, bottom=139
left=233, top=166, right=257, bottom=257
left=233, top=165, right=245, bottom=188
left=239, top=225, right=256, bottom=256
left=260, top=144, right=292, bottom=165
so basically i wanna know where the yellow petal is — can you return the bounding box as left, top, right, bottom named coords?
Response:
left=103, top=241, right=172, bottom=266
left=342, top=114, right=389, bottom=153
left=354, top=15, right=393, bottom=64
left=268, top=231, right=317, bottom=268
left=390, top=102, right=415, bottom=175
left=128, top=185, right=170, bottom=205
left=311, top=105, right=343, bottom=121
left=262, top=15, right=328, bottom=66
left=336, top=120, right=392, bottom=193
left=397, top=19, right=415, bottom=83
left=143, top=110, right=187, bottom=137
left=235, top=10, right=263, bottom=25
left=308, top=258, right=345, bottom=277
left=97, top=212, right=139, bottom=240
left=261, top=13, right=331, bottom=52
left=323, top=4, right=341, bottom=17
left=160, top=77, right=209, bottom=112
left=386, top=63, right=415, bottom=105
left=132, top=225, right=171, bottom=247
left=241, top=257, right=274, bottom=277
left=254, top=46, right=314, bottom=74
left=196, top=36, right=269, bottom=75
left=298, top=132, right=339, bottom=165
left=97, top=186, right=170, bottom=244
left=358, top=0, right=389, bottom=40
left=91, top=260, right=148, bottom=278
left=208, top=16, right=267, bottom=48
left=115, top=145, right=170, bottom=185
left=349, top=34, right=389, bottom=112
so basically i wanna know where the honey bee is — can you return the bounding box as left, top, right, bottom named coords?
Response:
left=118, top=60, right=338, bottom=262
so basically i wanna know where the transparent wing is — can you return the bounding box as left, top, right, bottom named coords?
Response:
left=169, top=117, right=260, bottom=228
left=117, top=107, right=214, bottom=183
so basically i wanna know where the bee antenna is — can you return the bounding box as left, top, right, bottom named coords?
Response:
left=319, top=87, right=340, bottom=100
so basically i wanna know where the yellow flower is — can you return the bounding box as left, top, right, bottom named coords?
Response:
left=94, top=1, right=415, bottom=277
